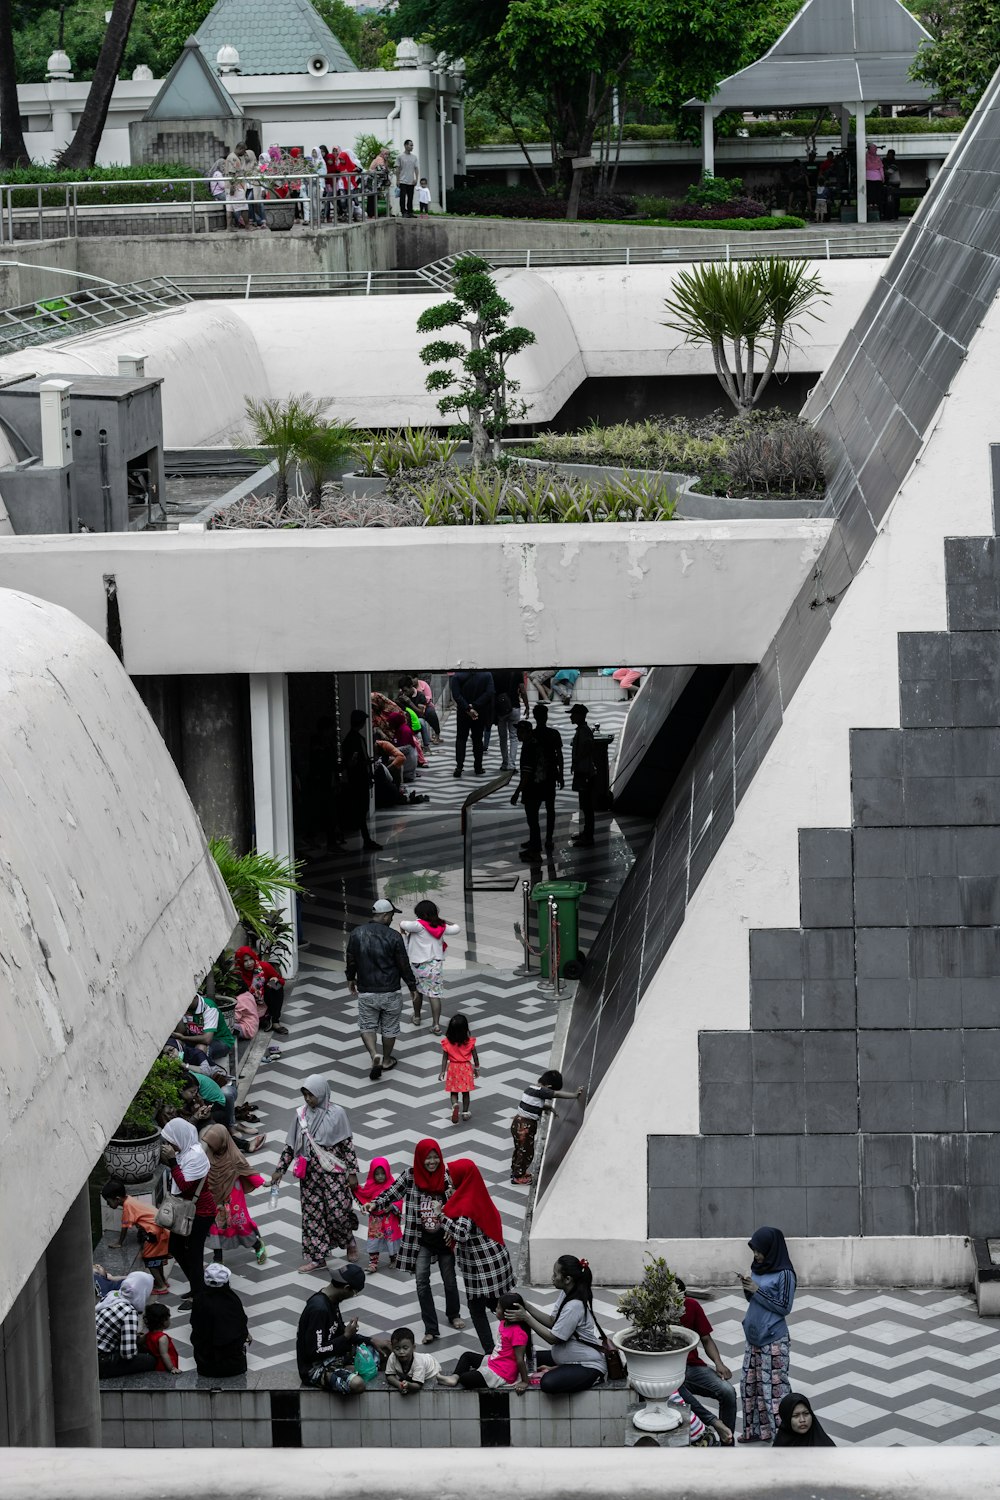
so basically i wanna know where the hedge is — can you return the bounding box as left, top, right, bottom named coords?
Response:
left=0, top=161, right=212, bottom=207
left=639, top=215, right=807, bottom=230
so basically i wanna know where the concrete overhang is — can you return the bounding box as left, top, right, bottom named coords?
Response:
left=0, top=520, right=834, bottom=675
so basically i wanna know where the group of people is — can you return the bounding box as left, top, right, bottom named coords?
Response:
left=209, top=137, right=430, bottom=230
left=782, top=146, right=903, bottom=222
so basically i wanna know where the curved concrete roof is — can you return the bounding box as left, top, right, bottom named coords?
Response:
left=0, top=589, right=234, bottom=1322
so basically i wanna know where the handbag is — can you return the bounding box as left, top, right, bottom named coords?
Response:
left=577, top=1310, right=627, bottom=1382
left=154, top=1172, right=205, bottom=1238
left=299, top=1108, right=346, bottom=1175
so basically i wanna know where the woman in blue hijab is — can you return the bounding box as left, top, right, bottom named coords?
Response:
left=738, top=1226, right=797, bottom=1442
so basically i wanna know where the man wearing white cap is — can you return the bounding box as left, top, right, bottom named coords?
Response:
left=346, top=899, right=418, bottom=1080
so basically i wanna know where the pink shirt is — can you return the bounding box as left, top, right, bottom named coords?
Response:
left=487, top=1321, right=529, bottom=1384
left=234, top=992, right=259, bottom=1039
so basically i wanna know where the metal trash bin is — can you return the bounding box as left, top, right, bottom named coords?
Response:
left=531, top=879, right=587, bottom=978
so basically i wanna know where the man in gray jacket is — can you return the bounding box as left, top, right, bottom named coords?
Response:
left=346, top=898, right=417, bottom=1079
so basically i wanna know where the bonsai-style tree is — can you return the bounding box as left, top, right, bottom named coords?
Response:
left=617, top=1255, right=687, bottom=1351
left=417, top=255, right=536, bottom=468
left=114, top=1055, right=188, bottom=1140
left=662, top=257, right=828, bottom=414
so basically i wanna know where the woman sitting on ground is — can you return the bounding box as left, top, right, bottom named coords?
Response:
left=190, top=1263, right=250, bottom=1377
left=506, top=1254, right=607, bottom=1392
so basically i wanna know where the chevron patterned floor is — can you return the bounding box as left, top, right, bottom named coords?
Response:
left=153, top=697, right=1000, bottom=1445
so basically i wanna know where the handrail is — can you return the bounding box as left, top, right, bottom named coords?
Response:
left=461, top=768, right=515, bottom=891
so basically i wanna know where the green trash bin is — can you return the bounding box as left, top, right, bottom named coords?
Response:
left=531, top=879, right=587, bottom=978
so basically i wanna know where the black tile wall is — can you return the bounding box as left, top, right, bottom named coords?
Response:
left=543, top=72, right=1000, bottom=1197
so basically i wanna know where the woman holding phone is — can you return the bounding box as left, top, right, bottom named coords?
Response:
left=738, top=1226, right=797, bottom=1442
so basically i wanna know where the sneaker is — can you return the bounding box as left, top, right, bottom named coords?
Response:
left=451, top=1103, right=459, bottom=1124
left=363, top=840, right=383, bottom=850
left=255, top=1242, right=268, bottom=1266
left=452, top=767, right=463, bottom=778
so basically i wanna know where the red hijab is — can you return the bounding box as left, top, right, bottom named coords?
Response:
left=413, top=1138, right=446, bottom=1194
left=442, top=1158, right=504, bottom=1244
left=355, top=1156, right=401, bottom=1210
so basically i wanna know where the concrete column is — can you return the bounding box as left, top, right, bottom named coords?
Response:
left=337, top=672, right=374, bottom=826
left=702, top=106, right=717, bottom=177
left=45, top=1186, right=101, bottom=1446
left=454, top=100, right=466, bottom=176
left=179, top=674, right=249, bottom=851
left=839, top=106, right=851, bottom=148
left=423, top=100, right=440, bottom=208
left=399, top=92, right=420, bottom=155
left=51, top=109, right=73, bottom=155
left=249, top=672, right=298, bottom=975
left=854, top=104, right=867, bottom=224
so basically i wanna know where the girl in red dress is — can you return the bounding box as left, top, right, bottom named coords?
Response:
left=439, top=1013, right=480, bottom=1124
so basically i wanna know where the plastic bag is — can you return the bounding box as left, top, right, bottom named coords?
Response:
left=353, top=1343, right=379, bottom=1384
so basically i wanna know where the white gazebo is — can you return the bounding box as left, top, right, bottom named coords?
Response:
left=689, top=0, right=936, bottom=222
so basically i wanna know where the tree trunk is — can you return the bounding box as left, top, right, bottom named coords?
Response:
left=56, top=0, right=138, bottom=170
left=0, top=0, right=29, bottom=168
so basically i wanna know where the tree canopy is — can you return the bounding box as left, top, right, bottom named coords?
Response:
left=910, top=0, right=1000, bottom=113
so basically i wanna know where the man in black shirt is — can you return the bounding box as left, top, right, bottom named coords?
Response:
left=451, top=668, right=495, bottom=776
left=528, top=703, right=564, bottom=853
left=340, top=709, right=381, bottom=852
left=297, top=1263, right=388, bottom=1394
left=569, top=703, right=597, bottom=847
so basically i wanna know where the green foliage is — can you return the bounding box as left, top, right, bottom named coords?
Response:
left=117, top=1056, right=188, bottom=1139
left=354, top=135, right=395, bottom=170
left=12, top=0, right=162, bottom=82
left=662, top=257, right=828, bottom=413
left=617, top=1256, right=686, bottom=1352
left=144, top=0, right=214, bottom=73
left=0, top=162, right=211, bottom=205
left=240, top=394, right=328, bottom=505
left=208, top=836, right=305, bottom=940
left=353, top=427, right=459, bottom=476
left=298, top=420, right=356, bottom=506
left=685, top=172, right=743, bottom=205
left=523, top=418, right=730, bottom=473
left=312, top=0, right=364, bottom=64
left=406, top=463, right=677, bottom=525
left=641, top=215, right=807, bottom=230
left=910, top=0, right=1000, bottom=114
left=417, top=256, right=536, bottom=467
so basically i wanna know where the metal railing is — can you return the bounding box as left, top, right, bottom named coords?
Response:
left=0, top=275, right=191, bottom=354
left=0, top=173, right=392, bottom=243
left=463, top=228, right=905, bottom=267
left=461, top=769, right=516, bottom=892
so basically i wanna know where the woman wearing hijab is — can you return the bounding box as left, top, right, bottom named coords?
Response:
left=739, top=1225, right=797, bottom=1442
left=190, top=1263, right=250, bottom=1377
left=442, top=1159, right=514, bottom=1354
left=161, top=1117, right=216, bottom=1304
left=365, top=1138, right=463, bottom=1345
left=94, top=1271, right=157, bottom=1376
left=269, top=1076, right=360, bottom=1273
left=385, top=709, right=422, bottom=782
left=773, top=1392, right=836, bottom=1447
left=200, top=1123, right=268, bottom=1266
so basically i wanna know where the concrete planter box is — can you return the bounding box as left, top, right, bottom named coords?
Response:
left=517, top=456, right=826, bottom=518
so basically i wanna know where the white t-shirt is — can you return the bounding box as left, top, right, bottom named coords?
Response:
left=400, top=921, right=460, bottom=964
left=548, top=1296, right=606, bottom=1373
left=418, top=185, right=431, bottom=205
left=386, top=1349, right=442, bottom=1382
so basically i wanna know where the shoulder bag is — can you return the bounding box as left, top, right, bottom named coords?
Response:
left=299, top=1107, right=346, bottom=1175
left=576, top=1309, right=627, bottom=1382
left=154, top=1170, right=206, bottom=1238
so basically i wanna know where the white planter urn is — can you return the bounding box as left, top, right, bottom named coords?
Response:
left=612, top=1324, right=700, bottom=1432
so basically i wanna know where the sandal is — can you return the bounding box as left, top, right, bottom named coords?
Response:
left=432, top=1025, right=442, bottom=1036
left=369, top=1057, right=383, bottom=1081
left=246, top=1133, right=267, bottom=1152
left=298, top=1261, right=327, bottom=1273
left=421, top=1333, right=438, bottom=1345
left=382, top=1057, right=398, bottom=1072
left=449, top=1317, right=466, bottom=1330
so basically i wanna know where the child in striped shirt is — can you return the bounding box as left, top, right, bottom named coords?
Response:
left=509, top=1068, right=584, bottom=1184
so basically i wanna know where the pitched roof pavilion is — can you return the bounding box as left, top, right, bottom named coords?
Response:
left=193, top=0, right=356, bottom=77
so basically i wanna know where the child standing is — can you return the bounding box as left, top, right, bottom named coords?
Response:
left=440, top=1014, right=479, bottom=1124
left=417, top=178, right=431, bottom=214
left=386, top=1326, right=459, bottom=1394
left=354, top=1157, right=403, bottom=1273
left=100, top=1179, right=171, bottom=1293
left=400, top=901, right=460, bottom=1034
left=509, top=1069, right=584, bottom=1185
left=143, top=1303, right=180, bottom=1373
left=453, top=1292, right=532, bottom=1390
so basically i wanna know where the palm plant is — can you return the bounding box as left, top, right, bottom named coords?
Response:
left=208, top=836, right=305, bottom=941
left=662, top=258, right=828, bottom=414
left=241, top=394, right=326, bottom=507
left=298, top=420, right=356, bottom=507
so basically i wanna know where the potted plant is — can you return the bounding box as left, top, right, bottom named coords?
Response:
left=612, top=1256, right=700, bottom=1433
left=102, top=1056, right=187, bottom=1185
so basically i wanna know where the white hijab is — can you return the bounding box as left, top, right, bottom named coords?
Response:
left=288, top=1074, right=351, bottom=1153
left=162, top=1117, right=210, bottom=1190
left=98, top=1270, right=153, bottom=1314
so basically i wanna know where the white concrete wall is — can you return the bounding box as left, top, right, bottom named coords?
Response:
left=0, top=520, right=831, bottom=675
left=530, top=266, right=1000, bottom=1289
left=0, top=263, right=881, bottom=440
left=0, top=589, right=234, bottom=1323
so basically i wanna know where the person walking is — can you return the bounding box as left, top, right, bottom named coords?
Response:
left=568, top=703, right=597, bottom=848
left=442, top=1159, right=514, bottom=1355
left=396, top=138, right=419, bottom=217
left=451, top=669, right=495, bottom=777
left=512, top=719, right=547, bottom=860
left=739, top=1226, right=797, bottom=1443
left=400, top=899, right=459, bottom=1033
left=190, top=1263, right=250, bottom=1377
left=346, top=897, right=418, bottom=1079
left=341, top=708, right=382, bottom=852
left=439, top=1013, right=479, bottom=1124
left=491, top=668, right=528, bottom=771
left=200, top=1123, right=268, bottom=1267
left=365, top=1139, right=464, bottom=1346
left=270, top=1075, right=361, bottom=1273
left=160, top=1118, right=215, bottom=1305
